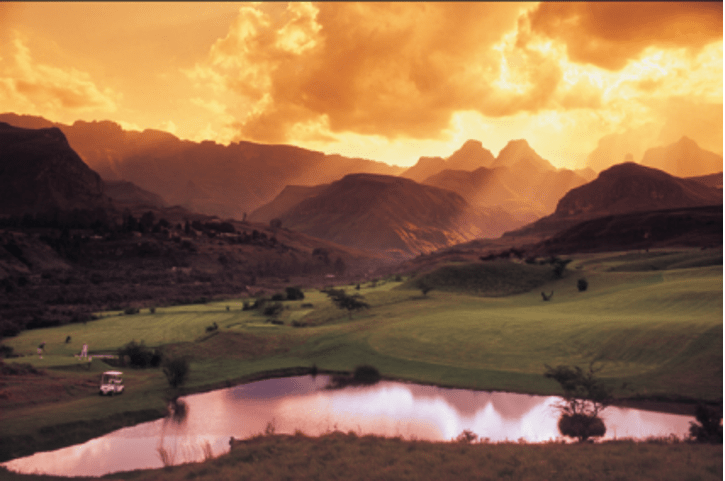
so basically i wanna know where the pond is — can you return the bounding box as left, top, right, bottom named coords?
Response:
left=2, top=375, right=695, bottom=477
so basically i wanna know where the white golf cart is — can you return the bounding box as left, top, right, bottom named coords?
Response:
left=99, top=371, right=124, bottom=396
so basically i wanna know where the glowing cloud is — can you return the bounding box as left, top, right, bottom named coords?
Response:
left=0, top=37, right=118, bottom=115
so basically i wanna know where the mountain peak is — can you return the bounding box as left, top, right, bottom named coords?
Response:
left=554, top=161, right=722, bottom=219
left=494, top=139, right=553, bottom=172
left=641, top=136, right=722, bottom=177
left=446, top=139, right=495, bottom=171
left=675, top=136, right=698, bottom=147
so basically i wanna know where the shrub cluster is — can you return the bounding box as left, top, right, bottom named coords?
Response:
left=689, top=403, right=723, bottom=443
left=118, top=340, right=162, bottom=368
left=285, top=286, right=304, bottom=300
left=263, top=302, right=284, bottom=317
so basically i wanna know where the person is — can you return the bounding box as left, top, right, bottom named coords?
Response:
left=80, top=343, right=88, bottom=360
left=38, top=342, right=45, bottom=359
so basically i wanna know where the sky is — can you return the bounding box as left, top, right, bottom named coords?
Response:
left=0, top=2, right=722, bottom=169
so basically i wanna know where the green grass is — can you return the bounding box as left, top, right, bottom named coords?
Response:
left=0, top=248, right=721, bottom=463
left=3, top=433, right=721, bottom=481
left=401, top=259, right=560, bottom=296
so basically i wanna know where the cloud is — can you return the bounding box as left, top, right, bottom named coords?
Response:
left=0, top=37, right=118, bottom=114
left=526, top=2, right=723, bottom=71
left=188, top=2, right=577, bottom=143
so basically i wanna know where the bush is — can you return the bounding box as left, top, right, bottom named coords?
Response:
left=271, top=293, right=286, bottom=301
left=415, top=280, right=433, bottom=297
left=118, top=340, right=163, bottom=368
left=544, top=363, right=612, bottom=442
left=163, top=356, right=190, bottom=388
left=263, top=302, right=284, bottom=317
left=324, top=289, right=369, bottom=316
left=551, top=257, right=572, bottom=278
left=577, top=278, right=589, bottom=292
left=123, top=306, right=140, bottom=315
left=558, top=413, right=606, bottom=441
left=0, top=344, right=15, bottom=358
left=353, top=365, right=381, bottom=384
left=285, top=286, right=305, bottom=300
left=689, top=403, right=723, bottom=443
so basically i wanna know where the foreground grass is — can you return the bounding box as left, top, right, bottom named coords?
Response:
left=0, top=248, right=721, bottom=463
left=1, top=433, right=722, bottom=481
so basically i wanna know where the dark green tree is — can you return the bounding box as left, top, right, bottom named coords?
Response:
left=544, top=363, right=612, bottom=442
left=163, top=356, right=190, bottom=388
left=325, top=289, right=369, bottom=318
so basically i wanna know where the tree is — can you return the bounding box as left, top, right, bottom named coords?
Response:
left=163, top=356, right=190, bottom=388
left=689, top=403, right=723, bottom=443
left=333, top=257, right=346, bottom=276
left=140, top=211, right=156, bottom=231
left=285, top=286, right=305, bottom=300
left=544, top=363, right=612, bottom=442
left=325, top=289, right=369, bottom=317
left=415, top=280, right=433, bottom=297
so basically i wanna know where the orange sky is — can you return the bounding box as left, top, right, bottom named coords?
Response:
left=0, top=2, right=721, bottom=169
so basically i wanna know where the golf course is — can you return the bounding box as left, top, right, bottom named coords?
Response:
left=0, top=248, right=722, bottom=479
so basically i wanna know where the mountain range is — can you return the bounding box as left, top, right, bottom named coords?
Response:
left=0, top=113, right=721, bottom=260
left=0, top=113, right=402, bottom=220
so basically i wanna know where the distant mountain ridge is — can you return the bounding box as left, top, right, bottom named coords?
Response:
left=0, top=123, right=111, bottom=216
left=0, top=113, right=403, bottom=221
left=641, top=136, right=723, bottom=178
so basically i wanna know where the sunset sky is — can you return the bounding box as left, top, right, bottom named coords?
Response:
left=0, top=2, right=722, bottom=169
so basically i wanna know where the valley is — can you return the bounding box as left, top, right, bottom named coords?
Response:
left=0, top=117, right=721, bottom=480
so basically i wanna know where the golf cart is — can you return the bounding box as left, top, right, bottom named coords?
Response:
left=99, top=371, right=124, bottom=396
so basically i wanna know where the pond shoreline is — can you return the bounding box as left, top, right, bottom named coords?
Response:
left=0, top=364, right=709, bottom=463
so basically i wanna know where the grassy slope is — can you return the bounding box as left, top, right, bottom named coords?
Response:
left=0, top=248, right=721, bottom=461
left=0, top=434, right=722, bottom=481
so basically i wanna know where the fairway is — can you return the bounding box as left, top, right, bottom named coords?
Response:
left=4, top=249, right=721, bottom=402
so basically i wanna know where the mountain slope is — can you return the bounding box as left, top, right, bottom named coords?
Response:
left=277, top=173, right=514, bottom=258
left=509, top=162, right=723, bottom=239
left=555, top=162, right=722, bottom=217
left=0, top=123, right=111, bottom=216
left=641, top=136, right=723, bottom=178
left=249, top=184, right=328, bottom=223
left=103, top=180, right=167, bottom=208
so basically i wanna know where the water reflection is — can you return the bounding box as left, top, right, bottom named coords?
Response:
left=2, top=375, right=695, bottom=477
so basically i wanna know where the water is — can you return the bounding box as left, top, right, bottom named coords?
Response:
left=2, top=375, right=695, bottom=477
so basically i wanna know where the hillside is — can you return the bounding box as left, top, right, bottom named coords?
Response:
left=103, top=180, right=167, bottom=208
left=249, top=185, right=328, bottom=223
left=688, top=172, right=723, bottom=189
left=0, top=123, right=111, bottom=217
left=508, top=162, right=723, bottom=239
left=276, top=173, right=516, bottom=258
